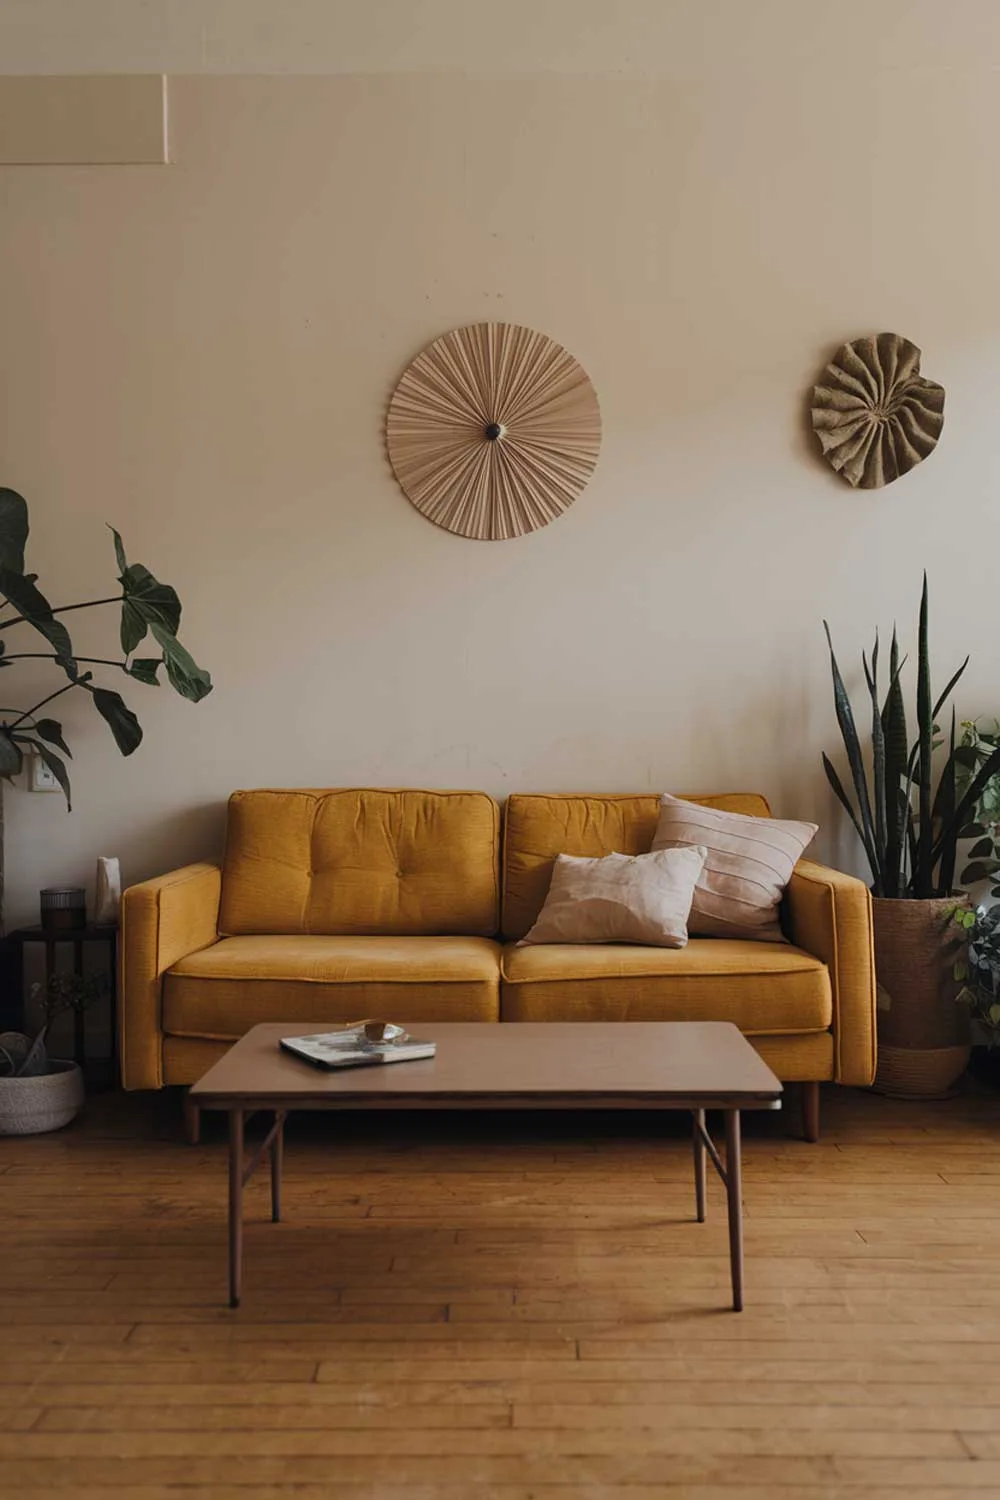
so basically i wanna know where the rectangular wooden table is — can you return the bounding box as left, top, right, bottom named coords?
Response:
left=189, top=1020, right=783, bottom=1312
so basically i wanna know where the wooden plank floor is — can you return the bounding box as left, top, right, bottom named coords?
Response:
left=2, top=1083, right=1000, bottom=1497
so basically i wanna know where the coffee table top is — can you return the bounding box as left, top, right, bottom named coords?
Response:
left=189, top=1022, right=783, bottom=1111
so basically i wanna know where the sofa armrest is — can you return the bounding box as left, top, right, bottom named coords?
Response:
left=784, top=860, right=876, bottom=1086
left=119, top=863, right=222, bottom=1090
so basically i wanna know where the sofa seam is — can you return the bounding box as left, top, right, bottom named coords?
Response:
left=492, top=1015, right=831, bottom=1039
left=164, top=970, right=501, bottom=987
left=830, top=881, right=845, bottom=1081
left=157, top=861, right=222, bottom=890
left=742, top=1026, right=832, bottom=1038
left=499, top=961, right=831, bottom=984
left=153, top=886, right=164, bottom=1088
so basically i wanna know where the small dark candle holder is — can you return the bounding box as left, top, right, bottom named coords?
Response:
left=40, top=887, right=87, bottom=933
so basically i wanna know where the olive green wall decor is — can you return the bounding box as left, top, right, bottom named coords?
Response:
left=810, top=333, right=945, bottom=489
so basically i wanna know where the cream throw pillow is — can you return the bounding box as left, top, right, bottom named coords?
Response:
left=520, top=846, right=707, bottom=948
left=651, top=793, right=817, bottom=943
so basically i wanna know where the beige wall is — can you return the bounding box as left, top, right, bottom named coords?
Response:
left=2, top=49, right=1000, bottom=923
left=4, top=0, right=1000, bottom=75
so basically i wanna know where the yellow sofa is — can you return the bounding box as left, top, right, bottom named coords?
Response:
left=119, top=788, right=877, bottom=1137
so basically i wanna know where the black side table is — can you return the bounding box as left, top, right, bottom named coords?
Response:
left=0, top=923, right=118, bottom=1087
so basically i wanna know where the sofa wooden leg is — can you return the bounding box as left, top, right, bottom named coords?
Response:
left=801, top=1081, right=820, bottom=1143
left=183, top=1092, right=201, bottom=1146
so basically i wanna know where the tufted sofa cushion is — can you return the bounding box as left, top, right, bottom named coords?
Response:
left=218, top=788, right=500, bottom=937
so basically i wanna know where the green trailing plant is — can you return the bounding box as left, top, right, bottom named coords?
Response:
left=822, top=574, right=1000, bottom=898
left=0, top=970, right=107, bottom=1077
left=0, top=488, right=211, bottom=809
left=951, top=902, right=1000, bottom=1046
left=953, top=719, right=1000, bottom=896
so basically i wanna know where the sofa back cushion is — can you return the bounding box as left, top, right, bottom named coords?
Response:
left=220, top=789, right=500, bottom=937
left=501, top=792, right=772, bottom=940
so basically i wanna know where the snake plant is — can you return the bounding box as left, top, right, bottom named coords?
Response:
left=822, top=574, right=1000, bottom=898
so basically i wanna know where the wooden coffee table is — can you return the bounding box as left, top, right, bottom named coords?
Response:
left=190, top=1020, right=782, bottom=1312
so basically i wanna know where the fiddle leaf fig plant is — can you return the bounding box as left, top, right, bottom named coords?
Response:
left=0, top=488, right=212, bottom=809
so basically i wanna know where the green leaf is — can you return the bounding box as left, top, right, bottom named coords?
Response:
left=960, top=822, right=988, bottom=839
left=961, top=862, right=992, bottom=885
left=915, top=573, right=934, bottom=897
left=126, top=658, right=162, bottom=686
left=881, top=629, right=908, bottom=899
left=110, top=526, right=127, bottom=577
left=90, top=688, right=142, bottom=756
left=823, top=622, right=880, bottom=889
left=150, top=625, right=212, bottom=703
left=34, top=718, right=72, bottom=757
left=934, top=710, right=960, bottom=896
left=0, top=569, right=73, bottom=658
left=964, top=910, right=977, bottom=929
left=119, top=600, right=145, bottom=655
left=57, top=657, right=87, bottom=684
left=119, top=563, right=181, bottom=654
left=864, top=636, right=887, bottom=878
left=932, top=656, right=970, bottom=721
left=822, top=751, right=879, bottom=886
left=0, top=490, right=28, bottom=574
left=968, top=838, right=995, bottom=858
left=0, top=729, right=22, bottom=777
left=934, top=744, right=1000, bottom=879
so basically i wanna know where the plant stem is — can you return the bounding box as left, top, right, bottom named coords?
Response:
left=8, top=680, right=82, bottom=730
left=0, top=654, right=124, bottom=669
left=0, top=595, right=123, bottom=632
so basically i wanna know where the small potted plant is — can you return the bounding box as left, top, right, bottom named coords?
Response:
left=0, top=972, right=106, bottom=1135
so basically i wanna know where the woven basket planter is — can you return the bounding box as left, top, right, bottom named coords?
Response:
left=873, top=896, right=970, bottom=1099
left=0, top=1060, right=84, bottom=1135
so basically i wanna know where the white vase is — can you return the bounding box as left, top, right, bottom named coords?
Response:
left=95, top=857, right=121, bottom=924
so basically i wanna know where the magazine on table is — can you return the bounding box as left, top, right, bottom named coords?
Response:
left=279, top=1020, right=436, bottom=1071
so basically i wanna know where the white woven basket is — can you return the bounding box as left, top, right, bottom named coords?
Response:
left=0, top=1060, right=84, bottom=1135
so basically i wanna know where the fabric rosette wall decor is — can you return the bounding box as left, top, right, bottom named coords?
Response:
left=386, top=322, right=601, bottom=540
left=810, top=332, right=945, bottom=489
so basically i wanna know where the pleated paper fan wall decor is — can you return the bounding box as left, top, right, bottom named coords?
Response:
left=810, top=333, right=945, bottom=489
left=386, top=323, right=602, bottom=540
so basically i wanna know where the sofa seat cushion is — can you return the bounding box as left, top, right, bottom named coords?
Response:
left=163, top=935, right=501, bottom=1037
left=500, top=939, right=831, bottom=1033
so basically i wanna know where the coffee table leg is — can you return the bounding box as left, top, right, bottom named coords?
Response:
left=228, top=1108, right=244, bottom=1309
left=724, top=1109, right=744, bottom=1312
left=270, top=1111, right=284, bottom=1223
left=692, top=1109, right=707, bottom=1223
